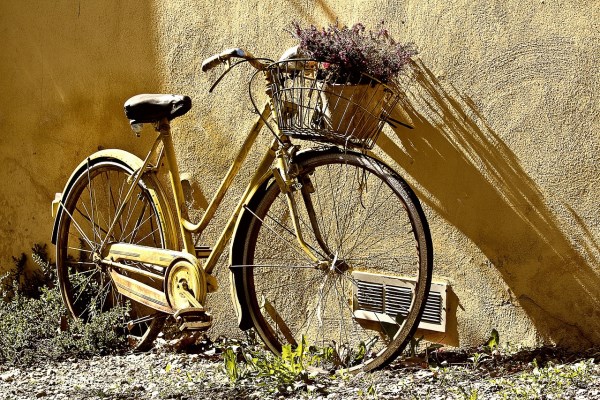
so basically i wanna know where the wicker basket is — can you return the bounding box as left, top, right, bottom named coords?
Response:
left=269, top=60, right=400, bottom=149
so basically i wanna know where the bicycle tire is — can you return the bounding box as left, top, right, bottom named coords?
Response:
left=55, top=156, right=173, bottom=351
left=239, top=149, right=432, bottom=372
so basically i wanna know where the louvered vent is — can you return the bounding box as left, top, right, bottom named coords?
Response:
left=353, top=272, right=447, bottom=332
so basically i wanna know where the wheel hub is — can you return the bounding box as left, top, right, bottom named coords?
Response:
left=92, top=252, right=102, bottom=264
left=317, top=257, right=351, bottom=274
left=333, top=259, right=351, bottom=273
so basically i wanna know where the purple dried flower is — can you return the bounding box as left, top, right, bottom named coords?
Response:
left=290, top=20, right=417, bottom=83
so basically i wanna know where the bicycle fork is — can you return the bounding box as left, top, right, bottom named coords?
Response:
left=271, top=146, right=333, bottom=268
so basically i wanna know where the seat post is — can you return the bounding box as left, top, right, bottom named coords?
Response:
left=156, top=117, right=171, bottom=136
left=157, top=117, right=195, bottom=254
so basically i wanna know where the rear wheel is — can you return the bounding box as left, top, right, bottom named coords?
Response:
left=240, top=150, right=432, bottom=372
left=55, top=157, right=172, bottom=351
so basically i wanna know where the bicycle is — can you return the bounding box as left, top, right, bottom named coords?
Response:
left=51, top=48, right=433, bottom=373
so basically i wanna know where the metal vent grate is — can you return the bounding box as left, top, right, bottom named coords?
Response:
left=421, top=292, right=443, bottom=325
left=356, top=281, right=385, bottom=313
left=353, top=272, right=447, bottom=332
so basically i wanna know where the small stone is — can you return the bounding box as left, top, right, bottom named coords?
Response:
left=35, top=390, right=47, bottom=398
left=0, top=370, right=18, bottom=382
left=414, top=369, right=433, bottom=380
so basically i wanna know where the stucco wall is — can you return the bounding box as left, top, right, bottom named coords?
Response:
left=0, top=1, right=161, bottom=268
left=0, top=0, right=598, bottom=349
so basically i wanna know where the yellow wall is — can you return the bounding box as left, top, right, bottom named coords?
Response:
left=1, top=0, right=598, bottom=349
left=0, top=0, right=161, bottom=269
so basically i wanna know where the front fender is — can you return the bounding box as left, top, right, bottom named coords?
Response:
left=51, top=149, right=147, bottom=245
left=229, top=173, right=273, bottom=330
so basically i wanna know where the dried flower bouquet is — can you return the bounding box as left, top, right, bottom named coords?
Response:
left=291, top=21, right=417, bottom=83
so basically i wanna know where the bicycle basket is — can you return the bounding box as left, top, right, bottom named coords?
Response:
left=269, top=60, right=400, bottom=149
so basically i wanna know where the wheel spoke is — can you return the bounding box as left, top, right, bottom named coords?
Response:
left=56, top=160, right=169, bottom=351
left=244, top=204, right=322, bottom=261
left=241, top=151, right=432, bottom=373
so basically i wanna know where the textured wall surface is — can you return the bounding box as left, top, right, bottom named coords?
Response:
left=0, top=0, right=598, bottom=349
left=0, top=1, right=161, bottom=268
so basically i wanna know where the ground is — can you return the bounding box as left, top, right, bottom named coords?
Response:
left=1, top=340, right=598, bottom=400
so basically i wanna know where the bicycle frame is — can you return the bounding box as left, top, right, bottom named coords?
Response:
left=95, top=99, right=320, bottom=311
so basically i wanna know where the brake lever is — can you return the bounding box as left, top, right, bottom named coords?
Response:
left=207, top=59, right=249, bottom=93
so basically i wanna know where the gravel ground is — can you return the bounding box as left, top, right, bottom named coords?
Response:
left=1, top=345, right=599, bottom=399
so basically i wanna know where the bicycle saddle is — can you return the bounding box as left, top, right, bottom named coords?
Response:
left=124, top=94, right=192, bottom=124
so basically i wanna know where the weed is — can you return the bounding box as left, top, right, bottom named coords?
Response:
left=0, top=244, right=56, bottom=301
left=488, top=358, right=597, bottom=398
left=483, top=328, right=500, bottom=354
left=223, top=347, right=242, bottom=382
left=406, top=335, right=424, bottom=357
left=222, top=336, right=335, bottom=396
left=358, top=383, right=378, bottom=399
left=458, top=387, right=479, bottom=400
left=0, top=245, right=128, bottom=366
left=469, top=352, right=491, bottom=369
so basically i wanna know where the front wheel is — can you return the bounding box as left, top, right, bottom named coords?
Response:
left=55, top=156, right=173, bottom=351
left=239, top=150, right=433, bottom=373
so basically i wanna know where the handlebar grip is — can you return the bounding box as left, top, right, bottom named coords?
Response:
left=202, top=48, right=241, bottom=72
left=201, top=48, right=266, bottom=72
left=201, top=53, right=225, bottom=72
left=201, top=48, right=245, bottom=72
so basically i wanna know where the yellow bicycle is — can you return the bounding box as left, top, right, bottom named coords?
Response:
left=51, top=48, right=433, bottom=372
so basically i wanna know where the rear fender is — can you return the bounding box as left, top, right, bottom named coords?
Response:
left=51, top=149, right=154, bottom=245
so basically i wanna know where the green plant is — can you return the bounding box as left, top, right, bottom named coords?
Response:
left=31, top=243, right=57, bottom=283
left=1, top=244, right=56, bottom=301
left=228, top=338, right=311, bottom=383
left=483, top=328, right=500, bottom=353
left=291, top=20, right=417, bottom=83
left=469, top=352, right=491, bottom=370
left=406, top=335, right=424, bottom=357
left=0, top=245, right=129, bottom=366
left=314, top=338, right=378, bottom=369
left=489, top=358, right=596, bottom=398
left=222, top=336, right=334, bottom=395
left=454, top=387, right=480, bottom=400
left=0, top=284, right=129, bottom=365
left=358, top=383, right=378, bottom=399
left=223, top=347, right=243, bottom=382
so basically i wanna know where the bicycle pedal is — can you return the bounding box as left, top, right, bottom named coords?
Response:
left=174, top=307, right=213, bottom=332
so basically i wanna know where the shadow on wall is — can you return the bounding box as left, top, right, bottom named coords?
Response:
left=286, top=0, right=337, bottom=25
left=377, top=59, right=600, bottom=349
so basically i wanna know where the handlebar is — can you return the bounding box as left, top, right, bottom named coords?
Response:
left=201, top=48, right=267, bottom=72
left=201, top=47, right=305, bottom=93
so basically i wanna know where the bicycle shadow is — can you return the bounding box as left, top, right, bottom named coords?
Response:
left=377, top=59, right=600, bottom=348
